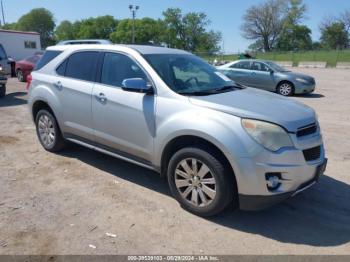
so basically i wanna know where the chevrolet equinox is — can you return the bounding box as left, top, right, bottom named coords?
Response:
left=28, top=45, right=327, bottom=216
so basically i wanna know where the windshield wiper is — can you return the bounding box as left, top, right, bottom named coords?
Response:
left=178, top=91, right=215, bottom=96
left=212, top=85, right=244, bottom=93
left=178, top=85, right=244, bottom=96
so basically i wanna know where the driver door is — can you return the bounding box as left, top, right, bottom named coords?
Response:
left=92, top=52, right=156, bottom=164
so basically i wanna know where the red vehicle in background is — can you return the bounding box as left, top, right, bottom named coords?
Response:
left=15, top=52, right=43, bottom=82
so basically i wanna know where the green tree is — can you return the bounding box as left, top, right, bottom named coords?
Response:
left=277, top=25, right=312, bottom=50
left=55, top=20, right=75, bottom=41
left=75, top=15, right=117, bottom=39
left=0, top=23, right=17, bottom=30
left=110, top=18, right=165, bottom=44
left=162, top=8, right=221, bottom=53
left=320, top=22, right=349, bottom=49
left=16, top=8, right=55, bottom=48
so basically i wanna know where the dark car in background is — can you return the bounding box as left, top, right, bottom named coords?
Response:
left=218, top=59, right=316, bottom=96
left=15, top=53, right=43, bottom=82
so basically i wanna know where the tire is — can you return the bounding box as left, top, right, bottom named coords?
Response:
left=277, top=82, right=294, bottom=96
left=35, top=109, right=66, bottom=152
left=167, top=146, right=236, bottom=217
left=16, top=69, right=25, bottom=82
left=0, top=84, right=5, bottom=98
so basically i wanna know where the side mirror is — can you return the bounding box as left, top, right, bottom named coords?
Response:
left=269, top=69, right=274, bottom=74
left=121, top=78, right=154, bottom=95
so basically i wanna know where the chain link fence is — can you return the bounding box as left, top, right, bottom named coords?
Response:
left=195, top=49, right=350, bottom=67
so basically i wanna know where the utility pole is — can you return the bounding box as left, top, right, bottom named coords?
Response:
left=1, top=0, right=5, bottom=26
left=129, top=4, right=139, bottom=44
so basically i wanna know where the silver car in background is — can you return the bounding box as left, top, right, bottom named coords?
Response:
left=28, top=45, right=327, bottom=216
left=218, top=59, right=316, bottom=96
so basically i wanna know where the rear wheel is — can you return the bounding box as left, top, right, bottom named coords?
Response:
left=16, top=69, right=25, bottom=82
left=0, top=84, right=5, bottom=98
left=35, top=109, right=66, bottom=152
left=167, top=146, right=236, bottom=217
left=277, top=82, right=294, bottom=96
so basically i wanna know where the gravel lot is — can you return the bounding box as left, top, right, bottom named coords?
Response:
left=0, top=68, right=349, bottom=255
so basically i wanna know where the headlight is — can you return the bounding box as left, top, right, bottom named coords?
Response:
left=0, top=65, right=3, bottom=72
left=296, top=78, right=308, bottom=84
left=242, top=119, right=293, bottom=151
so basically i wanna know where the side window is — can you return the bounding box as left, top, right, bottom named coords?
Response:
left=56, top=59, right=68, bottom=76
left=101, top=52, right=147, bottom=87
left=0, top=44, right=7, bottom=59
left=35, top=51, right=62, bottom=70
left=232, top=61, right=250, bottom=70
left=251, top=62, right=269, bottom=72
left=65, top=51, right=99, bottom=82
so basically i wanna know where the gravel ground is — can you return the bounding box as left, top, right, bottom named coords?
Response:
left=0, top=68, right=349, bottom=255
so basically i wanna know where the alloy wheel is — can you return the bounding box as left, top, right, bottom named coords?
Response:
left=174, top=158, right=217, bottom=207
left=279, top=83, right=292, bottom=96
left=38, top=114, right=56, bottom=148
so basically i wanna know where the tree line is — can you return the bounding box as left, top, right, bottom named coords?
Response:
left=241, top=0, right=350, bottom=52
left=0, top=8, right=221, bottom=54
left=1, top=1, right=349, bottom=53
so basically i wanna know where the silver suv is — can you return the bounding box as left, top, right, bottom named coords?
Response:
left=28, top=45, right=327, bottom=216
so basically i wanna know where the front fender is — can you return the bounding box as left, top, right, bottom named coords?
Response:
left=153, top=108, right=262, bottom=184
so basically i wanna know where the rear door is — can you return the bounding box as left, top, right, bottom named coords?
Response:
left=0, top=44, right=11, bottom=75
left=92, top=52, right=155, bottom=163
left=54, top=51, right=100, bottom=142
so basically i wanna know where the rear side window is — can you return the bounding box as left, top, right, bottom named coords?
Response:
left=65, top=51, right=99, bottom=82
left=231, top=61, right=251, bottom=70
left=35, top=51, right=62, bottom=70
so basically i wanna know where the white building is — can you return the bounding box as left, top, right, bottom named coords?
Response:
left=0, top=29, right=42, bottom=61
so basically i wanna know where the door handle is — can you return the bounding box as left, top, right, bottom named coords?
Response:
left=95, top=93, right=107, bottom=103
left=53, top=81, right=63, bottom=90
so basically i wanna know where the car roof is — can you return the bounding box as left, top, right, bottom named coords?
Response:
left=46, top=44, right=190, bottom=55
left=232, top=59, right=272, bottom=63
left=56, top=39, right=112, bottom=45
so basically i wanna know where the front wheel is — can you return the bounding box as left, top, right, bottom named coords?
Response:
left=167, top=146, right=236, bottom=217
left=0, top=84, right=6, bottom=98
left=35, top=109, right=66, bottom=152
left=277, top=82, right=294, bottom=96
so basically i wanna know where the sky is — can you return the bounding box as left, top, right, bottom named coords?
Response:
left=1, top=0, right=350, bottom=53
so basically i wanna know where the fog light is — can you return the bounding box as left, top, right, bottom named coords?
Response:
left=265, top=173, right=281, bottom=191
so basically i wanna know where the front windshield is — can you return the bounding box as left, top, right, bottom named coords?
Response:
left=144, top=54, right=238, bottom=95
left=265, top=61, right=289, bottom=72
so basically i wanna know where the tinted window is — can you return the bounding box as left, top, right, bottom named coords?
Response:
left=35, top=51, right=62, bottom=70
left=26, top=55, right=41, bottom=64
left=65, top=51, right=99, bottom=82
left=101, top=52, right=147, bottom=87
left=231, top=61, right=250, bottom=70
left=251, top=62, right=270, bottom=72
left=56, top=59, right=68, bottom=76
left=0, top=44, right=7, bottom=59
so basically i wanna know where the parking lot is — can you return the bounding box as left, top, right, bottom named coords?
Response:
left=0, top=68, right=349, bottom=255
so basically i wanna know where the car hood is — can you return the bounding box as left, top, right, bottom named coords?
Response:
left=189, top=88, right=316, bottom=132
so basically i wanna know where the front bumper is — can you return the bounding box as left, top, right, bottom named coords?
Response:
left=239, top=158, right=327, bottom=210
left=294, top=82, right=315, bottom=94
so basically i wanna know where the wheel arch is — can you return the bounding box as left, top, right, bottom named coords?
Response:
left=276, top=80, right=295, bottom=92
left=160, top=135, right=236, bottom=181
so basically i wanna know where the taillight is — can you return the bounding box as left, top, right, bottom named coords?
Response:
left=26, top=74, right=32, bottom=90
